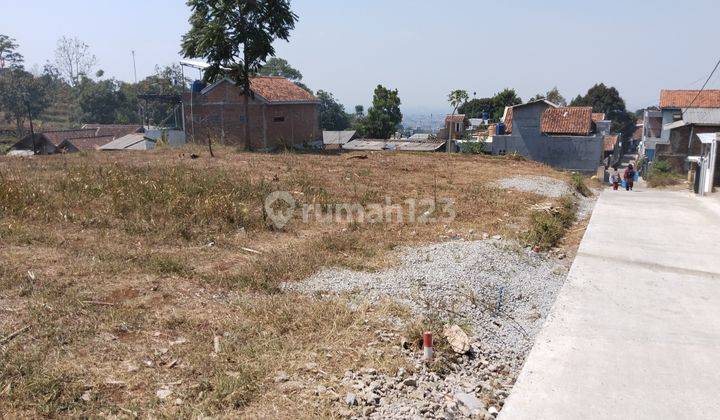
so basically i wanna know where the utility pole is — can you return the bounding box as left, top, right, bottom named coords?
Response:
left=132, top=50, right=144, bottom=128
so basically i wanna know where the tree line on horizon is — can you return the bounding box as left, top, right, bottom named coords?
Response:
left=1, top=0, right=638, bottom=144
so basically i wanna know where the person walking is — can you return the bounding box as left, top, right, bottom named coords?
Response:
left=610, top=168, right=620, bottom=191
left=624, top=164, right=636, bottom=191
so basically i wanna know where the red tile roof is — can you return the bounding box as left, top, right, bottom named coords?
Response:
left=250, top=77, right=318, bottom=103
left=592, top=113, right=606, bottom=122
left=60, top=136, right=115, bottom=151
left=659, top=90, right=720, bottom=109
left=604, top=135, right=619, bottom=152
left=42, top=129, right=99, bottom=145
left=445, top=114, right=466, bottom=123
left=540, top=107, right=594, bottom=136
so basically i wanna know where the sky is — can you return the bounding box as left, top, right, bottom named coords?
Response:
left=3, top=0, right=720, bottom=114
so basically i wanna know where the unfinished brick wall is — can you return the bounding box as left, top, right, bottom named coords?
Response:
left=182, top=81, right=320, bottom=150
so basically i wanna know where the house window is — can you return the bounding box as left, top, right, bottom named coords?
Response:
left=273, top=116, right=285, bottom=123
left=455, top=122, right=461, bottom=132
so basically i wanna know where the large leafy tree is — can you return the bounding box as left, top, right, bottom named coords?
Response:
left=0, top=34, right=24, bottom=69
left=317, top=90, right=350, bottom=131
left=181, top=0, right=298, bottom=151
left=458, top=97, right=494, bottom=119
left=571, top=83, right=636, bottom=139
left=258, top=57, right=301, bottom=80
left=492, top=88, right=522, bottom=120
left=74, top=76, right=131, bottom=124
left=360, top=85, right=402, bottom=139
left=0, top=68, right=52, bottom=138
left=258, top=57, right=311, bottom=93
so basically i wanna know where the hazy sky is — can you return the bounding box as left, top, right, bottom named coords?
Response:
left=3, top=0, right=720, bottom=113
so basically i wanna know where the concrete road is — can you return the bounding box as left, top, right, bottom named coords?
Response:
left=500, top=185, right=720, bottom=420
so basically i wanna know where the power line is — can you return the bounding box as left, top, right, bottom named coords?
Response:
left=683, top=56, right=720, bottom=116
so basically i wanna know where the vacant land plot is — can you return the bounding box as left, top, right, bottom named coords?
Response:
left=0, top=146, right=575, bottom=417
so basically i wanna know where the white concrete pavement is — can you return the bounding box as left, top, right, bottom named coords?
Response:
left=500, top=184, right=720, bottom=420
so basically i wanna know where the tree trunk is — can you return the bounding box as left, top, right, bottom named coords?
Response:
left=243, top=91, right=251, bottom=152
left=15, top=116, right=24, bottom=139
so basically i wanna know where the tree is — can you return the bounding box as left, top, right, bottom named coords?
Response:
left=360, top=85, right=402, bottom=139
left=0, top=68, right=52, bottom=138
left=181, top=0, right=298, bottom=151
left=0, top=34, right=24, bottom=69
left=257, top=57, right=302, bottom=80
left=492, top=88, right=522, bottom=120
left=54, top=36, right=97, bottom=87
left=75, top=77, right=131, bottom=124
left=571, top=83, right=636, bottom=140
left=530, top=87, right=567, bottom=106
left=448, top=90, right=469, bottom=114
left=317, top=90, right=350, bottom=131
left=458, top=97, right=494, bottom=119
left=447, top=90, right=469, bottom=153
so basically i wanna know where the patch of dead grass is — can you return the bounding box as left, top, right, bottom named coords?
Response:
left=0, top=146, right=573, bottom=417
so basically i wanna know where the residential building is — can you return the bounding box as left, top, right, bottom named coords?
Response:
left=439, top=114, right=467, bottom=140
left=638, top=109, right=663, bottom=164
left=656, top=90, right=720, bottom=173
left=491, top=100, right=608, bottom=172
left=8, top=125, right=148, bottom=155
left=183, top=76, right=321, bottom=150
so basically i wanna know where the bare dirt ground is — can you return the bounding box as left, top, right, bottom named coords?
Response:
left=0, top=145, right=586, bottom=418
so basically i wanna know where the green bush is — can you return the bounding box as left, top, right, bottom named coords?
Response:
left=646, top=160, right=680, bottom=188
left=460, top=141, right=485, bottom=154
left=570, top=173, right=593, bottom=197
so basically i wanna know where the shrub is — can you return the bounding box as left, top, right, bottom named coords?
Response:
left=526, top=196, right=577, bottom=250
left=646, top=160, right=681, bottom=188
left=460, top=141, right=485, bottom=154
left=570, top=173, right=593, bottom=197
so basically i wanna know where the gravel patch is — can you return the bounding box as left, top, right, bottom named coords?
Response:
left=287, top=239, right=569, bottom=419
left=496, top=175, right=572, bottom=198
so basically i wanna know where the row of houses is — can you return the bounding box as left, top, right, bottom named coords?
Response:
left=639, top=90, right=720, bottom=194
left=8, top=125, right=186, bottom=155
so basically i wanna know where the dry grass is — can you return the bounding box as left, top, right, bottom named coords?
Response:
left=0, top=145, right=571, bottom=417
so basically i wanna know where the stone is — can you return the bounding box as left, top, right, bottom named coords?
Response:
left=345, top=393, right=358, bottom=406
left=443, top=325, right=471, bottom=354
left=360, top=367, right=377, bottom=376
left=488, top=406, right=499, bottom=415
left=403, top=378, right=418, bottom=387
left=274, top=371, right=290, bottom=383
left=455, top=392, right=486, bottom=414
left=315, top=385, right=327, bottom=395
left=492, top=235, right=503, bottom=241
left=363, top=392, right=381, bottom=405
left=174, top=398, right=183, bottom=406
left=279, top=381, right=303, bottom=393
left=303, top=362, right=318, bottom=372
left=156, top=388, right=173, bottom=400
left=81, top=391, right=92, bottom=402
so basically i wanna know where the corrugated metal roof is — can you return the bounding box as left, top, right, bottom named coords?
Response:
left=323, top=130, right=357, bottom=145
left=344, top=139, right=445, bottom=152
left=100, top=134, right=156, bottom=151
left=679, top=108, right=720, bottom=125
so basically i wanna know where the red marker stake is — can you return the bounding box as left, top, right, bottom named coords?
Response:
left=423, top=331, right=433, bottom=362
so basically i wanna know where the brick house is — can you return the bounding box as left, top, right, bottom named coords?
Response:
left=183, top=76, right=320, bottom=150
